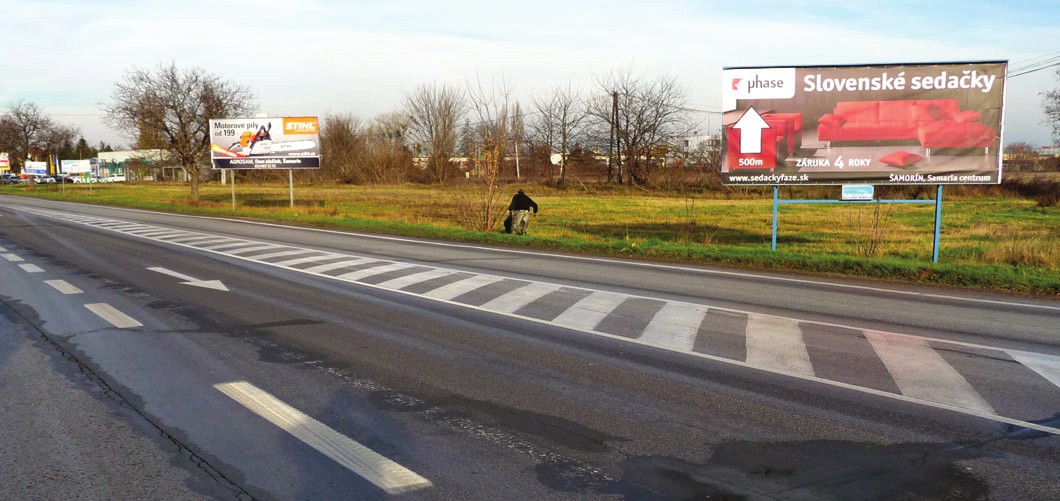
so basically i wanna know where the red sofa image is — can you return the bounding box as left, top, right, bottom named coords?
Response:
left=817, top=99, right=995, bottom=156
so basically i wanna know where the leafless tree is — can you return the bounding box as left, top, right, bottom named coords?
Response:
left=532, top=84, right=587, bottom=186
left=0, top=100, right=78, bottom=172
left=456, top=76, right=513, bottom=231
left=366, top=112, right=413, bottom=184
left=104, top=62, right=255, bottom=201
left=588, top=68, right=693, bottom=186
left=1043, top=67, right=1060, bottom=143
left=318, top=112, right=368, bottom=183
left=404, top=82, right=465, bottom=184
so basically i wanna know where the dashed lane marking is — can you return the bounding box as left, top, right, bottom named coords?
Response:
left=45, top=279, right=84, bottom=295
left=215, top=381, right=433, bottom=494
left=18, top=263, right=44, bottom=273
left=85, top=303, right=143, bottom=329
left=2, top=253, right=24, bottom=262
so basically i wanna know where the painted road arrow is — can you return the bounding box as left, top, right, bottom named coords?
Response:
left=148, top=267, right=229, bottom=291
left=733, top=106, right=769, bottom=154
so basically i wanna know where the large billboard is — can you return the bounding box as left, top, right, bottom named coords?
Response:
left=209, top=116, right=320, bottom=169
left=721, top=61, right=1007, bottom=185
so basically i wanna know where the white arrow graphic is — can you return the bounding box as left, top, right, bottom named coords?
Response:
left=148, top=267, right=229, bottom=291
left=733, top=106, right=770, bottom=154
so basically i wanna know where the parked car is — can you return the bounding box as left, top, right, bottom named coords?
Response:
left=54, top=175, right=76, bottom=184
left=0, top=173, right=21, bottom=185
left=37, top=176, right=56, bottom=184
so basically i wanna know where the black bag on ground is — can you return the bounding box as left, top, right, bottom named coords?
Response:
left=503, top=213, right=513, bottom=234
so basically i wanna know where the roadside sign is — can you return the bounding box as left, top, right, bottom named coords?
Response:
left=208, top=117, right=320, bottom=169
left=721, top=61, right=1007, bottom=185
left=841, top=184, right=875, bottom=201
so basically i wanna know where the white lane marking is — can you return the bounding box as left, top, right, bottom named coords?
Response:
left=273, top=254, right=345, bottom=267
left=226, top=244, right=286, bottom=255
left=745, top=314, right=815, bottom=376
left=19, top=263, right=44, bottom=273
left=196, top=240, right=256, bottom=250
left=303, top=258, right=377, bottom=274
left=479, top=282, right=563, bottom=314
left=1007, top=350, right=1060, bottom=389
left=147, top=267, right=229, bottom=291
left=2, top=253, right=24, bottom=262
left=214, top=381, right=432, bottom=494
left=373, top=268, right=460, bottom=290
left=337, top=263, right=417, bottom=281
left=0, top=246, right=6, bottom=251
left=422, top=274, right=507, bottom=301
left=45, top=279, right=83, bottom=294
left=245, top=249, right=310, bottom=261
left=551, top=291, right=628, bottom=331
left=866, top=330, right=995, bottom=414
left=164, top=235, right=218, bottom=244
left=638, top=302, right=710, bottom=351
left=85, top=303, right=143, bottom=329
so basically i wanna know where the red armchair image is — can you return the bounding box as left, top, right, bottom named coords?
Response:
left=817, top=99, right=995, bottom=156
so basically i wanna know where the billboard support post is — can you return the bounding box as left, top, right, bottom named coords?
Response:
left=289, top=170, right=294, bottom=208
left=933, top=185, right=943, bottom=264
left=231, top=170, right=237, bottom=211
left=771, top=186, right=779, bottom=251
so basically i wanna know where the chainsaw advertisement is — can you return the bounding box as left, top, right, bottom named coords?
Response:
left=209, top=116, right=320, bottom=169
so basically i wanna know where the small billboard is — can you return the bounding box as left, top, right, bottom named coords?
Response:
left=209, top=116, right=320, bottom=169
left=0, top=152, right=9, bottom=171
left=61, top=159, right=92, bottom=174
left=721, top=61, right=1007, bottom=185
left=24, top=161, right=48, bottom=176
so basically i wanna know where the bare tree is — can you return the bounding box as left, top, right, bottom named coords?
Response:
left=457, top=76, right=513, bottom=231
left=366, top=112, right=413, bottom=184
left=105, top=62, right=255, bottom=201
left=404, top=82, right=465, bottom=184
left=1043, top=67, right=1060, bottom=143
left=0, top=100, right=78, bottom=172
left=588, top=68, right=693, bottom=186
left=318, top=112, right=368, bottom=183
left=532, top=84, right=586, bottom=186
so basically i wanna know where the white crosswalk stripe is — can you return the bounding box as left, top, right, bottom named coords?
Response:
left=866, top=330, right=995, bottom=414
left=303, top=258, right=378, bottom=274
left=551, top=291, right=628, bottom=331
left=638, top=302, right=709, bottom=351
left=744, top=314, right=814, bottom=376
left=337, top=263, right=416, bottom=281
left=273, top=254, right=346, bottom=267
left=1007, top=350, right=1060, bottom=388
left=479, top=282, right=563, bottom=314
left=375, top=268, right=461, bottom=290
left=423, top=275, right=507, bottom=301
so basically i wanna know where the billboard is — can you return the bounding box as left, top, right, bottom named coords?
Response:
left=60, top=159, right=92, bottom=174
left=24, top=161, right=48, bottom=176
left=721, top=61, right=1007, bottom=185
left=0, top=152, right=9, bottom=171
left=209, top=116, right=320, bottom=169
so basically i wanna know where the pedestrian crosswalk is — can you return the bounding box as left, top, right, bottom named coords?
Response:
left=11, top=206, right=1060, bottom=432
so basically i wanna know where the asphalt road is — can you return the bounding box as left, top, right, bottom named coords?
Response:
left=1, top=195, right=1058, bottom=500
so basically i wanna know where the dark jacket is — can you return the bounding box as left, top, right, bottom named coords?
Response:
left=508, top=191, right=538, bottom=213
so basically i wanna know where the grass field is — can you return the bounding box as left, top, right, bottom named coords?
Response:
left=3, top=180, right=1058, bottom=295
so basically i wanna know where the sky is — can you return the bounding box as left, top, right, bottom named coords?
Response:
left=2, top=0, right=1059, bottom=149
